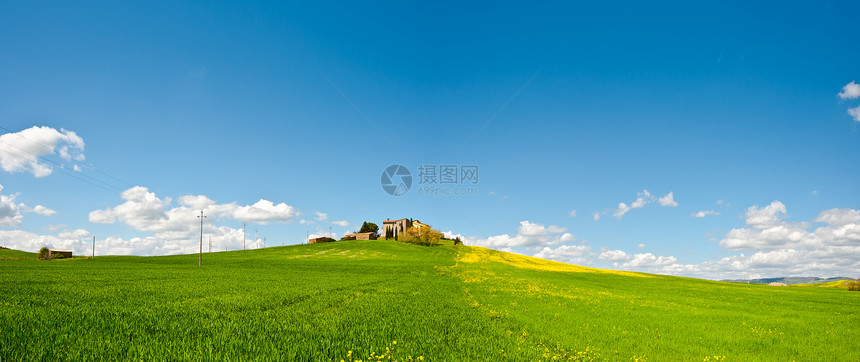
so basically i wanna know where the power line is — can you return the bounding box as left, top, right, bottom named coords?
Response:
left=0, top=142, right=123, bottom=193
left=0, top=129, right=127, bottom=193
left=0, top=125, right=133, bottom=188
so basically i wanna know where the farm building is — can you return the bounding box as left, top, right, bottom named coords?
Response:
left=382, top=218, right=431, bottom=238
left=355, top=232, right=377, bottom=240
left=308, top=237, right=336, bottom=244
left=47, top=249, right=72, bottom=258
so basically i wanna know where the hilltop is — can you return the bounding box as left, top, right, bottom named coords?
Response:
left=1, top=240, right=858, bottom=361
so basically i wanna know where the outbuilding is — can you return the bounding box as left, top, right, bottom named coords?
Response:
left=47, top=249, right=72, bottom=258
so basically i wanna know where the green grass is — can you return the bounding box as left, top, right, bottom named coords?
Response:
left=0, top=247, right=37, bottom=260
left=1, top=241, right=858, bottom=361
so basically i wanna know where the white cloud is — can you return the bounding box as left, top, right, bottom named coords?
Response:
left=533, top=244, right=593, bottom=264
left=19, top=203, right=57, bottom=217
left=622, top=253, right=678, bottom=268
left=88, top=209, right=115, bottom=224
left=568, top=209, right=577, bottom=217
left=231, top=199, right=298, bottom=224
left=650, top=202, right=860, bottom=279
left=0, top=126, right=85, bottom=177
left=614, top=189, right=654, bottom=218
left=0, top=185, right=23, bottom=226
left=593, top=212, right=600, bottom=221
left=32, top=205, right=56, bottom=216
left=0, top=224, right=256, bottom=256
left=716, top=200, right=725, bottom=205
left=458, top=221, right=574, bottom=248
left=691, top=210, right=720, bottom=218
left=838, top=81, right=860, bottom=100
left=45, top=224, right=66, bottom=232
left=658, top=192, right=678, bottom=207
left=848, top=105, right=860, bottom=122
left=178, top=195, right=216, bottom=210
left=637, top=243, right=646, bottom=250
left=599, top=249, right=630, bottom=262
left=315, top=211, right=328, bottom=221
left=88, top=186, right=299, bottom=239
left=332, top=220, right=349, bottom=227
left=0, top=229, right=90, bottom=253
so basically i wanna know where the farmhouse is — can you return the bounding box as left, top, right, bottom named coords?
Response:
left=382, top=218, right=431, bottom=238
left=47, top=249, right=72, bottom=258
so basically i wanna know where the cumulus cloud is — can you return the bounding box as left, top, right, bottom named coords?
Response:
left=849, top=106, right=860, bottom=122
left=315, top=211, right=328, bottom=221
left=614, top=189, right=657, bottom=218
left=91, top=186, right=300, bottom=229
left=456, top=221, right=574, bottom=249
left=599, top=249, right=630, bottom=262
left=568, top=209, right=577, bottom=217
left=0, top=185, right=23, bottom=226
left=533, top=244, right=593, bottom=264
left=231, top=200, right=298, bottom=224
left=331, top=220, right=349, bottom=227
left=719, top=201, right=816, bottom=251
left=692, top=210, right=719, bottom=218
left=0, top=126, right=85, bottom=177
left=622, top=253, right=678, bottom=268
left=634, top=202, right=860, bottom=279
left=32, top=205, right=56, bottom=216
left=637, top=243, right=646, bottom=250
left=658, top=192, right=678, bottom=207
left=0, top=224, right=255, bottom=256
left=593, top=212, right=600, bottom=221
left=838, top=81, right=860, bottom=100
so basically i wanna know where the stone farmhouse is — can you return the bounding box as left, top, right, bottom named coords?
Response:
left=382, top=218, right=430, bottom=238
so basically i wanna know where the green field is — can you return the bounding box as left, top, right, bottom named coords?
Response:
left=1, top=240, right=858, bottom=361
left=0, top=247, right=37, bottom=260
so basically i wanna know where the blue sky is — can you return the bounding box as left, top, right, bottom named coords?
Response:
left=1, top=1, right=858, bottom=279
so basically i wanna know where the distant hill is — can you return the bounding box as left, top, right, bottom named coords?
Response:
left=722, top=276, right=856, bottom=285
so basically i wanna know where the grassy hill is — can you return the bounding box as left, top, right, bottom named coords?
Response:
left=0, top=247, right=37, bottom=260
left=1, top=240, right=858, bottom=361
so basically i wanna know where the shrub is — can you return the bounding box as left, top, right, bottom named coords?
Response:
left=400, top=225, right=443, bottom=246
left=849, top=276, right=860, bottom=291
left=38, top=247, right=50, bottom=260
left=454, top=237, right=463, bottom=246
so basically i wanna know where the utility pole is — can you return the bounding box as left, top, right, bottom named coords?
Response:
left=263, top=237, right=266, bottom=248
left=243, top=223, right=246, bottom=250
left=198, top=210, right=206, bottom=266
left=306, top=230, right=309, bottom=244
left=92, top=236, right=95, bottom=258
left=255, top=229, right=258, bottom=249
left=208, top=236, right=211, bottom=253
left=329, top=226, right=332, bottom=237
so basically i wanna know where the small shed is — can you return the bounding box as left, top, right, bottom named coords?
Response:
left=308, top=237, right=335, bottom=244
left=355, top=232, right=377, bottom=240
left=47, top=249, right=73, bottom=258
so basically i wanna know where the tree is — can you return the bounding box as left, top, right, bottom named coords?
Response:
left=358, top=222, right=379, bottom=234
left=38, top=247, right=49, bottom=260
